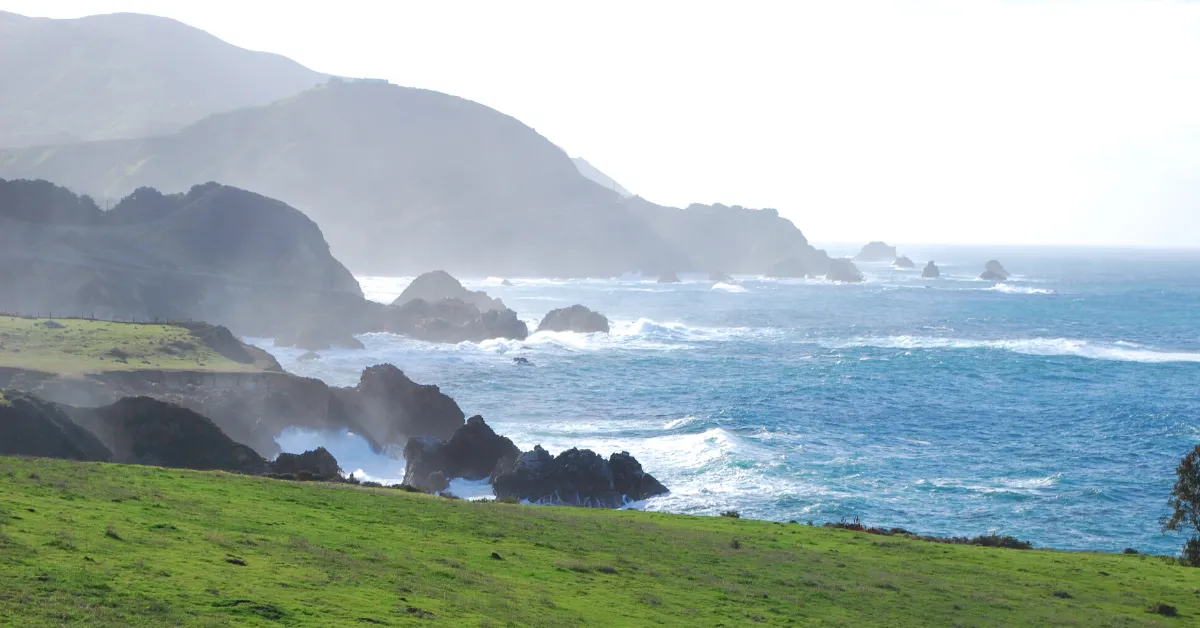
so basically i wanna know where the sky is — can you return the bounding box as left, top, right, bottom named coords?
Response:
left=3, top=0, right=1199, bottom=247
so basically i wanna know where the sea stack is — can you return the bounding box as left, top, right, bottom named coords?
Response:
left=894, top=255, right=916, bottom=269
left=980, top=260, right=1009, bottom=281
left=854, top=242, right=898, bottom=263
left=657, top=272, right=681, bottom=284
left=922, top=261, right=941, bottom=278
left=827, top=259, right=865, bottom=283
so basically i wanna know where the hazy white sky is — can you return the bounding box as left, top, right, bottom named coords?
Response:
left=4, top=0, right=1200, bottom=246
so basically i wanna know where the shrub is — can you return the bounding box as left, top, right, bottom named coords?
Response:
left=1163, top=445, right=1200, bottom=565
left=720, top=510, right=741, bottom=519
left=730, top=538, right=742, bottom=550
left=1148, top=602, right=1178, bottom=617
left=1123, top=547, right=1139, bottom=555
left=104, top=525, right=122, bottom=541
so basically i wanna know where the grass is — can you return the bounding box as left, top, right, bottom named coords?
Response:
left=0, top=316, right=261, bottom=373
left=2, top=457, right=1199, bottom=626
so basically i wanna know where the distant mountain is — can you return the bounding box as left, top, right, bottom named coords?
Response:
left=572, top=157, right=632, bottom=197
left=0, top=178, right=361, bottom=335
left=0, top=11, right=327, bottom=148
left=0, top=80, right=831, bottom=277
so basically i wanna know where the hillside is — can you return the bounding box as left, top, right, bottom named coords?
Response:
left=0, top=11, right=326, bottom=148
left=0, top=178, right=362, bottom=337
left=0, top=80, right=827, bottom=277
left=0, top=457, right=1196, bottom=626
left=0, top=315, right=277, bottom=374
left=573, top=156, right=633, bottom=197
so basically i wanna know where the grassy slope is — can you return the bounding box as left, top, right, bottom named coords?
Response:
left=1, top=458, right=1197, bottom=627
left=0, top=316, right=260, bottom=373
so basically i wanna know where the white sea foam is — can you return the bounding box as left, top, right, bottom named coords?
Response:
left=829, top=336, right=1200, bottom=363
left=986, top=283, right=1057, bottom=295
left=711, top=282, right=747, bottom=293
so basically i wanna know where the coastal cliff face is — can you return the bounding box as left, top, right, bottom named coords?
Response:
left=0, top=363, right=464, bottom=458
left=0, top=179, right=362, bottom=337
left=0, top=81, right=825, bottom=278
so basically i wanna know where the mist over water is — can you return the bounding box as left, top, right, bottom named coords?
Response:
left=262, top=246, right=1200, bottom=553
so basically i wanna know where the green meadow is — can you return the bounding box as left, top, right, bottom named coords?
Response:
left=1, top=457, right=1198, bottom=626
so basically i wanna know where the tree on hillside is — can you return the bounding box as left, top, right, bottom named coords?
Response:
left=1163, top=445, right=1200, bottom=565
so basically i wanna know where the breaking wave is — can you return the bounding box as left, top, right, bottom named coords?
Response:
left=828, top=336, right=1200, bottom=363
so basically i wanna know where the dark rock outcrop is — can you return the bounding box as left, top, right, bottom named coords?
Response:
left=0, top=362, right=466, bottom=459
left=392, top=271, right=506, bottom=312
left=922, top=261, right=941, bottom=278
left=66, top=397, right=268, bottom=473
left=536, top=305, right=610, bottom=334
left=854, top=242, right=898, bottom=262
left=657, top=272, right=681, bottom=284
left=0, top=390, right=111, bottom=461
left=491, top=446, right=668, bottom=508
left=827, top=259, right=865, bottom=283
left=384, top=298, right=528, bottom=344
left=274, top=328, right=364, bottom=351
left=894, top=255, right=916, bottom=269
left=271, top=447, right=341, bottom=480
left=402, top=415, right=520, bottom=491
left=980, top=260, right=1009, bottom=281
left=512, top=357, right=532, bottom=366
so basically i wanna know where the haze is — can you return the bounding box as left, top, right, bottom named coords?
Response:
left=4, top=0, right=1199, bottom=247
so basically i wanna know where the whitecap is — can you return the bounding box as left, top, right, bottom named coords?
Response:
left=711, top=282, right=747, bottom=293
left=987, top=283, right=1057, bottom=295
left=826, top=335, right=1200, bottom=364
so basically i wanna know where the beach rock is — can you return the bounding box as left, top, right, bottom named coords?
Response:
left=402, top=415, right=520, bottom=491
left=272, top=446, right=341, bottom=480
left=274, top=327, right=364, bottom=351
left=922, top=261, right=941, bottom=278
left=609, top=451, right=670, bottom=502
left=827, top=258, right=865, bottom=283
left=536, top=305, right=610, bottom=334
left=709, top=271, right=735, bottom=282
left=67, top=396, right=268, bottom=473
left=384, top=298, right=528, bottom=344
left=492, top=446, right=667, bottom=508
left=894, top=255, right=916, bottom=269
left=657, top=272, right=681, bottom=284
left=854, top=242, right=898, bottom=262
left=980, top=260, right=1010, bottom=281
left=0, top=390, right=111, bottom=461
left=391, top=270, right=506, bottom=312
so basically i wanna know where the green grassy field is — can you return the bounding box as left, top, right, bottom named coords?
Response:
left=0, top=316, right=261, bottom=373
left=1, top=457, right=1198, bottom=626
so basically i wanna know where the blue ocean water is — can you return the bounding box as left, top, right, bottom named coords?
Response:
left=261, top=246, right=1200, bottom=554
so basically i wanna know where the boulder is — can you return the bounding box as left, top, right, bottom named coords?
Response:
left=272, top=446, right=341, bottom=480
left=922, top=261, right=941, bottom=278
left=980, top=260, right=1009, bottom=281
left=0, top=390, right=111, bottom=461
left=536, top=305, right=610, bottom=334
left=402, top=415, right=520, bottom=491
left=709, top=271, right=735, bottom=282
left=67, top=396, right=268, bottom=474
left=275, top=327, right=364, bottom=351
left=854, top=242, right=898, bottom=262
left=43, top=320, right=65, bottom=329
left=384, top=298, right=528, bottom=344
left=492, top=446, right=668, bottom=508
left=657, top=272, right=681, bottom=284
left=827, top=258, right=865, bottom=283
left=894, top=255, right=916, bottom=269
left=392, top=271, right=506, bottom=312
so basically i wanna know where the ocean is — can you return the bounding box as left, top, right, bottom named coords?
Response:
left=254, top=245, right=1200, bottom=554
